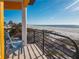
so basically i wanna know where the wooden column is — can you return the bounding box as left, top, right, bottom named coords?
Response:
left=0, top=2, right=4, bottom=59
left=22, top=6, right=27, bottom=46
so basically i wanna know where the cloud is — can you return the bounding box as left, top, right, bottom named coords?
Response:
left=71, top=6, right=79, bottom=12
left=65, top=0, right=79, bottom=10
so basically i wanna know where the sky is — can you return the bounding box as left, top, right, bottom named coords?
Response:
left=4, top=10, right=22, bottom=24
left=27, top=0, right=79, bottom=25
left=5, top=0, right=79, bottom=25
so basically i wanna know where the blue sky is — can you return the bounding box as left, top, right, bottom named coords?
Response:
left=4, top=10, right=22, bottom=23
left=5, top=0, right=79, bottom=25
left=27, top=0, right=79, bottom=25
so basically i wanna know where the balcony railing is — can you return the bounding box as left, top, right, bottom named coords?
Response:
left=5, top=28, right=79, bottom=59
left=5, top=30, right=47, bottom=59
left=27, top=28, right=79, bottom=59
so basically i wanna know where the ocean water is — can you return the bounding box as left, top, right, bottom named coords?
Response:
left=28, top=25, right=79, bottom=29
left=37, top=25, right=79, bottom=28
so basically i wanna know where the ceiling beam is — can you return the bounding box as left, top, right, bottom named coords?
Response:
left=4, top=1, right=22, bottom=10
left=4, top=0, right=29, bottom=10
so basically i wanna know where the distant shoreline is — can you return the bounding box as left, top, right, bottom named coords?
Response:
left=28, top=25, right=79, bottom=28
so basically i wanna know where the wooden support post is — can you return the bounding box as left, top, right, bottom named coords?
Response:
left=22, top=2, right=27, bottom=46
left=0, top=2, right=4, bottom=59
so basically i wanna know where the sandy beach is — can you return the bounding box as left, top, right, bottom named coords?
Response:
left=28, top=25, right=79, bottom=40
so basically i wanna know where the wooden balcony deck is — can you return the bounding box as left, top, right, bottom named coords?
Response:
left=9, top=44, right=47, bottom=59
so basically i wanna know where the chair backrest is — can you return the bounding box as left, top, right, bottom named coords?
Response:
left=5, top=32, right=16, bottom=48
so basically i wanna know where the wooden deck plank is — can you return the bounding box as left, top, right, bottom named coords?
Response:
left=25, top=46, right=30, bottom=59
left=8, top=44, right=47, bottom=59
left=31, top=44, right=41, bottom=58
left=34, top=44, right=45, bottom=59
left=28, top=44, right=36, bottom=59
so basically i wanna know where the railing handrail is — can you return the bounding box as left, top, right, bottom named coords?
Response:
left=45, top=30, right=79, bottom=53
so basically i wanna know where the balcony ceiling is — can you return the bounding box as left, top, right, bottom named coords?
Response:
left=4, top=0, right=22, bottom=2
left=4, top=0, right=29, bottom=10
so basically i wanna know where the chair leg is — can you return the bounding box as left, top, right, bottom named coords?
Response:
left=21, top=47, right=23, bottom=54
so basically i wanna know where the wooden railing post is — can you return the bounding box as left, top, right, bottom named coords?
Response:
left=33, top=30, right=35, bottom=43
left=43, top=30, right=45, bottom=55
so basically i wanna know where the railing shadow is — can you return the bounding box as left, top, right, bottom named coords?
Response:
left=27, top=28, right=79, bottom=59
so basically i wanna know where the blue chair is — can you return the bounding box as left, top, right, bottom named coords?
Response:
left=5, top=32, right=23, bottom=56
